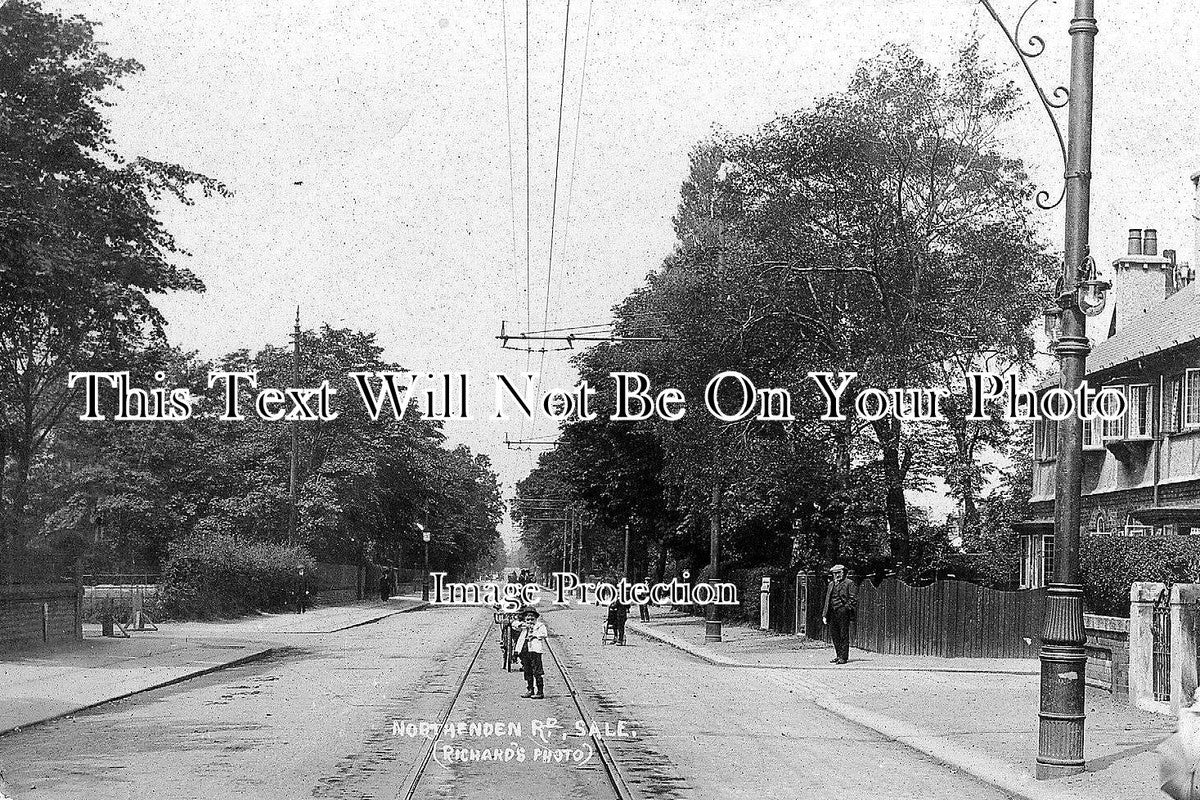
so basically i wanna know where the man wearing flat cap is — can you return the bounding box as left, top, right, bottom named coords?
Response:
left=822, top=564, right=856, bottom=664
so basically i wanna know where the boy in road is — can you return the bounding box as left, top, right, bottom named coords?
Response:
left=511, top=606, right=548, bottom=699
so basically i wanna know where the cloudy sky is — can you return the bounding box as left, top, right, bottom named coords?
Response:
left=48, top=0, right=1200, bottom=532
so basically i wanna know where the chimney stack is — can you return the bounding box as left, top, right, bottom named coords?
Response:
left=1143, top=229, right=1159, bottom=256
left=1112, top=225, right=1173, bottom=334
left=1128, top=228, right=1143, bottom=255
left=1192, top=172, right=1200, bottom=271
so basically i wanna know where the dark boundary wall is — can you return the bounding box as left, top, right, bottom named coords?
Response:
left=0, top=583, right=81, bottom=651
left=1084, top=613, right=1129, bottom=698
left=313, top=563, right=425, bottom=603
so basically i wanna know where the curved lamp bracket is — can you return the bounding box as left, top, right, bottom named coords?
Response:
left=978, top=0, right=1070, bottom=210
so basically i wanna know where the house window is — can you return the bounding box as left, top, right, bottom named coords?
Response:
left=1082, top=396, right=1103, bottom=449
left=1166, top=374, right=1184, bottom=433
left=1101, top=385, right=1126, bottom=440
left=1041, top=535, right=1055, bottom=584
left=1019, top=537, right=1031, bottom=589
left=1123, top=524, right=1153, bottom=536
left=1034, top=419, right=1058, bottom=460
left=1127, top=384, right=1152, bottom=439
left=1187, top=369, right=1200, bottom=428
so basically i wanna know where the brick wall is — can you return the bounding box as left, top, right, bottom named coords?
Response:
left=0, top=584, right=81, bottom=651
left=1085, top=613, right=1130, bottom=698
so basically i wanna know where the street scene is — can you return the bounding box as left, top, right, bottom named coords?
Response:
left=3, top=0, right=1200, bottom=798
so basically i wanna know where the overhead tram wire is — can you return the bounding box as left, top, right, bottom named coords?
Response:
left=521, top=0, right=532, bottom=450
left=499, top=0, right=520, bottom=305
left=540, top=0, right=573, bottom=341
left=554, top=0, right=595, bottom=308
left=531, top=0, right=573, bottom=431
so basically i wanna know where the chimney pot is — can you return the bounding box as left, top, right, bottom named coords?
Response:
left=1128, top=228, right=1143, bottom=255
left=1144, top=228, right=1159, bottom=256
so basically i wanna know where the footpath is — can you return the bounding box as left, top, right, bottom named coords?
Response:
left=0, top=596, right=427, bottom=736
left=627, top=610, right=1174, bottom=800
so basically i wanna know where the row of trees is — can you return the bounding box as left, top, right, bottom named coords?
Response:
left=516, top=42, right=1049, bottom=587
left=0, top=1, right=503, bottom=590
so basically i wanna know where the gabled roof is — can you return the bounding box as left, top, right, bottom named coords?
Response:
left=1087, top=280, right=1200, bottom=377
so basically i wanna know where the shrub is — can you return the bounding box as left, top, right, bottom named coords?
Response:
left=1080, top=535, right=1200, bottom=616
left=723, top=566, right=785, bottom=624
left=160, top=532, right=316, bottom=619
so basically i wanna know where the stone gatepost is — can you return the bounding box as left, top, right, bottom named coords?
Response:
left=1129, top=581, right=1168, bottom=712
left=1171, top=583, right=1200, bottom=714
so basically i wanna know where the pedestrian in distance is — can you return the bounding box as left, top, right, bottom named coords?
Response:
left=822, top=564, right=856, bottom=664
left=607, top=597, right=629, bottom=645
left=639, top=576, right=651, bottom=622
left=511, top=606, right=547, bottom=698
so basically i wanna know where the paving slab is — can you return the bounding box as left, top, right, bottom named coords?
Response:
left=626, top=610, right=1175, bottom=800
left=0, top=597, right=429, bottom=737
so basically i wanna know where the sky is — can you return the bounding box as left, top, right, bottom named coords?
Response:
left=46, top=0, right=1200, bottom=536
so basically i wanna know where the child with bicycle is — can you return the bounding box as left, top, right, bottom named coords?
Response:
left=511, top=605, right=548, bottom=699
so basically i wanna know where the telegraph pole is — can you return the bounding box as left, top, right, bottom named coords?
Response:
left=706, top=482, right=722, bottom=642
left=287, top=307, right=300, bottom=545
left=1037, top=0, right=1097, bottom=779
left=622, top=523, right=630, bottom=582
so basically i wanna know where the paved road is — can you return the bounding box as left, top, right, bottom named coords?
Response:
left=0, top=603, right=1016, bottom=799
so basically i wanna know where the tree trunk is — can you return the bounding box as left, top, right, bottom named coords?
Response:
left=11, top=435, right=32, bottom=581
left=875, top=418, right=911, bottom=569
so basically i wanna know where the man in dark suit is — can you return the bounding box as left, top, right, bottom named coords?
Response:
left=822, top=564, right=856, bottom=664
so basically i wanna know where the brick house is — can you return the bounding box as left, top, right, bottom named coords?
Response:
left=1017, top=174, right=1200, bottom=588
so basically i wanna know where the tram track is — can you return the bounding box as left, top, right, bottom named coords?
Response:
left=396, top=609, right=639, bottom=800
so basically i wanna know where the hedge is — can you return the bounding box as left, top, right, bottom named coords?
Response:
left=1080, top=535, right=1200, bottom=616
left=160, top=533, right=316, bottom=619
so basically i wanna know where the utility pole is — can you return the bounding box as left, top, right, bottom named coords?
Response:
left=566, top=511, right=574, bottom=574
left=1037, top=0, right=1097, bottom=779
left=622, top=523, right=630, bottom=582
left=421, top=501, right=431, bottom=602
left=287, top=307, right=300, bottom=545
left=706, top=482, right=722, bottom=643
left=561, top=518, right=568, bottom=574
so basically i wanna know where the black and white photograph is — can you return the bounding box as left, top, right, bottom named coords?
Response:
left=1, top=0, right=1198, bottom=798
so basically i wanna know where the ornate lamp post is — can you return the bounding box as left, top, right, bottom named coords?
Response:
left=979, top=0, right=1106, bottom=779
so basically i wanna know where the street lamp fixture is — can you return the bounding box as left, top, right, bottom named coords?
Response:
left=1075, top=255, right=1110, bottom=317
left=416, top=521, right=430, bottom=601
left=981, top=0, right=1098, bottom=780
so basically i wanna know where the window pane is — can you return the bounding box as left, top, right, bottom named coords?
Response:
left=1102, top=387, right=1126, bottom=439
left=1169, top=376, right=1183, bottom=432
left=1188, top=371, right=1200, bottom=428
left=1128, top=385, right=1151, bottom=438
left=1041, top=535, right=1055, bottom=582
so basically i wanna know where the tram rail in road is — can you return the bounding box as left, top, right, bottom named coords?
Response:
left=396, top=614, right=638, bottom=800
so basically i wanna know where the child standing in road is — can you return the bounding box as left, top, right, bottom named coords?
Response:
left=511, top=606, right=547, bottom=699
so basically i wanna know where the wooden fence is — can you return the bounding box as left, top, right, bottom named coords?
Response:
left=789, top=574, right=1046, bottom=659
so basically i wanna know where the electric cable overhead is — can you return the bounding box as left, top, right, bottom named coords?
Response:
left=555, top=0, right=595, bottom=305
left=541, top=0, right=573, bottom=340
left=500, top=0, right=520, bottom=302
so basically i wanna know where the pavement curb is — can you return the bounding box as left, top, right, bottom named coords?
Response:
left=628, top=619, right=1091, bottom=800
left=804, top=691, right=1092, bottom=800
left=321, top=601, right=430, bottom=633
left=625, top=620, right=740, bottom=666
left=0, top=646, right=276, bottom=739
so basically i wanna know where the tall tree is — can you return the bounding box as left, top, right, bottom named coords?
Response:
left=0, top=1, right=228, bottom=580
